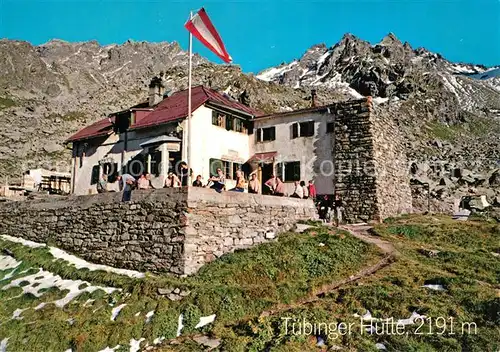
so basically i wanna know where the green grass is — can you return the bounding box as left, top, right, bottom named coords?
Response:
left=0, top=226, right=378, bottom=351
left=210, top=215, right=499, bottom=351
left=1, top=216, right=498, bottom=351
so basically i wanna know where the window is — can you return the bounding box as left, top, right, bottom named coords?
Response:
left=291, top=121, right=315, bottom=138
left=226, top=115, right=234, bottom=131
left=212, top=111, right=225, bottom=128
left=103, top=162, right=118, bottom=182
left=256, top=127, right=276, bottom=142
left=326, top=122, right=334, bottom=133
left=212, top=110, right=248, bottom=134
left=209, top=158, right=231, bottom=178
left=232, top=163, right=243, bottom=180
left=234, top=118, right=243, bottom=133
left=90, top=165, right=100, bottom=185
left=276, top=161, right=301, bottom=182
left=149, top=151, right=161, bottom=176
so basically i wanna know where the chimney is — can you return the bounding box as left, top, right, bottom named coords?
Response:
left=148, top=72, right=166, bottom=107
left=311, top=89, right=317, bottom=107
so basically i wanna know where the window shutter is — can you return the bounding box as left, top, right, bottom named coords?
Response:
left=292, top=123, right=298, bottom=139
left=256, top=128, right=262, bottom=142
left=276, top=163, right=283, bottom=180
left=91, top=165, right=100, bottom=185
left=270, top=127, right=276, bottom=141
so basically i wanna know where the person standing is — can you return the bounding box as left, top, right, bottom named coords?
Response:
left=308, top=180, right=317, bottom=200
left=179, top=162, right=191, bottom=187
left=334, top=194, right=344, bottom=226
left=117, top=173, right=136, bottom=202
left=248, top=173, right=261, bottom=194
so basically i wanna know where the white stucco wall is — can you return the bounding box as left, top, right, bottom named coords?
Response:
left=71, top=104, right=252, bottom=194
left=183, top=105, right=252, bottom=189
left=253, top=111, right=335, bottom=195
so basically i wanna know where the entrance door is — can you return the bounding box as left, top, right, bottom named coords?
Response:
left=261, top=163, right=274, bottom=195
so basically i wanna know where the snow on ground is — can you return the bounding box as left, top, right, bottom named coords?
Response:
left=176, top=314, right=184, bottom=337
left=256, top=61, right=298, bottom=82
left=372, top=97, right=389, bottom=105
left=422, top=284, right=445, bottom=291
left=2, top=266, right=118, bottom=307
left=145, top=310, right=154, bottom=323
left=0, top=338, right=8, bottom=352
left=110, top=304, right=127, bottom=321
left=34, top=302, right=46, bottom=310
left=1, top=235, right=144, bottom=279
left=355, top=310, right=426, bottom=327
left=98, top=345, right=120, bottom=352
left=316, top=51, right=331, bottom=73
left=129, top=338, right=145, bottom=352
left=11, top=308, right=28, bottom=320
left=153, top=337, right=165, bottom=345
left=195, top=314, right=216, bottom=329
left=1, top=235, right=45, bottom=248
left=48, top=247, right=145, bottom=279
left=0, top=255, right=21, bottom=271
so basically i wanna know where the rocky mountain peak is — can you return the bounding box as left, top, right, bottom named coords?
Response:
left=379, top=32, right=403, bottom=46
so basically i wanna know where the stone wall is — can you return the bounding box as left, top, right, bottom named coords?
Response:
left=183, top=189, right=317, bottom=274
left=370, top=104, right=413, bottom=219
left=330, top=98, right=412, bottom=222
left=0, top=188, right=316, bottom=275
left=0, top=188, right=189, bottom=274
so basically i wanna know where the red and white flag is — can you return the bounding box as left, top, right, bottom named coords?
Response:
left=184, top=8, right=232, bottom=63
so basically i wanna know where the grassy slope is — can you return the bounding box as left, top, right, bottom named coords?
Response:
left=0, top=226, right=379, bottom=352
left=218, top=215, right=498, bottom=352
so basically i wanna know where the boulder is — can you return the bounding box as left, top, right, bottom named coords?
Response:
left=439, top=177, right=454, bottom=187
left=43, top=142, right=64, bottom=154
left=469, top=195, right=491, bottom=211
left=488, top=169, right=500, bottom=187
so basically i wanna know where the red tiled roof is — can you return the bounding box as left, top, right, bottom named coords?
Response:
left=66, top=86, right=263, bottom=142
left=65, top=116, right=115, bottom=143
left=131, top=85, right=262, bottom=130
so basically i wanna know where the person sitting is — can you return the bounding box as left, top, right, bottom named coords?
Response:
left=207, top=168, right=225, bottom=193
left=96, top=174, right=108, bottom=193
left=290, top=181, right=304, bottom=198
left=179, top=162, right=191, bottom=187
left=137, top=174, right=150, bottom=190
left=164, top=172, right=181, bottom=188
left=229, top=170, right=245, bottom=192
left=192, top=175, right=203, bottom=187
left=248, top=172, right=260, bottom=194
left=264, top=175, right=285, bottom=196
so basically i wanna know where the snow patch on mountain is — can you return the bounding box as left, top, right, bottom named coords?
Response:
left=256, top=61, right=298, bottom=81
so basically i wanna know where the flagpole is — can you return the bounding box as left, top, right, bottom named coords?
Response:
left=187, top=11, right=193, bottom=177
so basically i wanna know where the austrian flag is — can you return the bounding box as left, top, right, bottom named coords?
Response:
left=185, top=8, right=232, bottom=63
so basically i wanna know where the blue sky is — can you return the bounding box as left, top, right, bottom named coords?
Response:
left=1, top=0, right=499, bottom=73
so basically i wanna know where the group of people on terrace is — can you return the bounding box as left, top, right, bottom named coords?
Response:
left=96, top=161, right=343, bottom=225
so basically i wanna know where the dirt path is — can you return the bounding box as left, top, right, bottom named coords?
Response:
left=339, top=224, right=396, bottom=255
left=259, top=224, right=397, bottom=318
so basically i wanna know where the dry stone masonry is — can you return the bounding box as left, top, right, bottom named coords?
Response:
left=330, top=98, right=412, bottom=222
left=0, top=188, right=316, bottom=275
